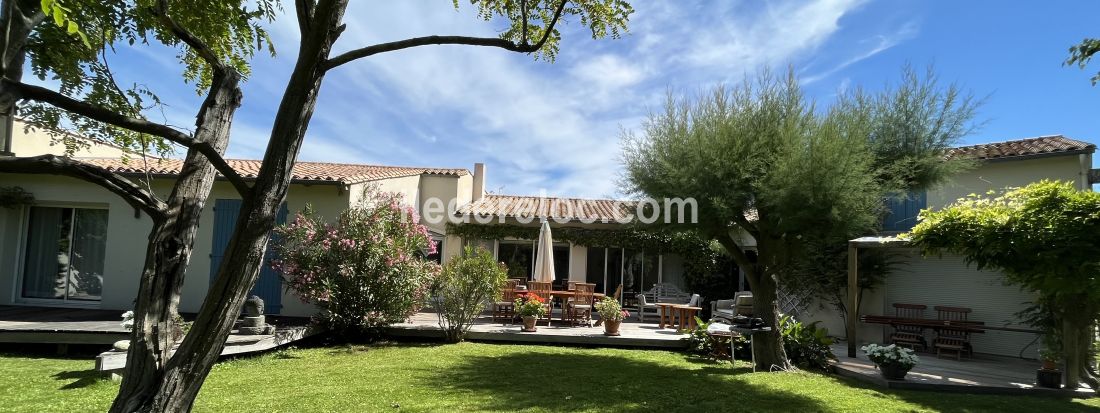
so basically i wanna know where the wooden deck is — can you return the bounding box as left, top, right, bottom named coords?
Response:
left=830, top=343, right=1095, bottom=397
left=0, top=305, right=323, bottom=372
left=0, top=305, right=129, bottom=344
left=388, top=311, right=689, bottom=349
left=95, top=324, right=322, bottom=372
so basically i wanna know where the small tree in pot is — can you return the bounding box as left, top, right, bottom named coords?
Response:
left=595, top=297, right=630, bottom=336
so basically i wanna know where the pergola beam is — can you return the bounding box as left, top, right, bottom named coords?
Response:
left=847, top=243, right=859, bottom=358
left=846, top=235, right=909, bottom=357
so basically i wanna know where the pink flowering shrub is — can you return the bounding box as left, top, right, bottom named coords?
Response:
left=272, top=190, right=439, bottom=337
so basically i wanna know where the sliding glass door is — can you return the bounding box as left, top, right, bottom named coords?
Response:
left=21, top=206, right=107, bottom=302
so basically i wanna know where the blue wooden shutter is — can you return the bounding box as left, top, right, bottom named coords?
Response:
left=883, top=191, right=927, bottom=232
left=209, top=200, right=288, bottom=314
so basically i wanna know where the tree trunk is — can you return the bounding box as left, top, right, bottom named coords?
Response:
left=109, top=70, right=243, bottom=412
left=749, top=269, right=791, bottom=371
left=1064, top=316, right=1083, bottom=389
left=110, top=1, right=350, bottom=411
left=716, top=232, right=791, bottom=371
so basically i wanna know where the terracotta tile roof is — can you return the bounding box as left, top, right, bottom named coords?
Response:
left=78, top=158, right=468, bottom=185
left=457, top=194, right=635, bottom=223
left=948, top=135, right=1095, bottom=161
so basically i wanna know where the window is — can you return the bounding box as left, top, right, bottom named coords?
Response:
left=21, top=206, right=108, bottom=301
left=497, top=241, right=534, bottom=279
left=585, top=247, right=672, bottom=304
left=496, top=241, right=570, bottom=281
left=585, top=247, right=606, bottom=293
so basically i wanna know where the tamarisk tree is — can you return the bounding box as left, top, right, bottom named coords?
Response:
left=1, top=0, right=631, bottom=411
left=621, top=68, right=977, bottom=371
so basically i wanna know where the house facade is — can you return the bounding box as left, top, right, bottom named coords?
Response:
left=0, top=122, right=697, bottom=318
left=0, top=121, right=474, bottom=317
left=806, top=135, right=1097, bottom=357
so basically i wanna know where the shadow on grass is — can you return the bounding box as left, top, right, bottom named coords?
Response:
left=422, top=350, right=825, bottom=412
left=884, top=383, right=1100, bottom=413
left=52, top=369, right=105, bottom=390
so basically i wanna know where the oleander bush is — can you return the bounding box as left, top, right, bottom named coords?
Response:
left=273, top=189, right=439, bottom=338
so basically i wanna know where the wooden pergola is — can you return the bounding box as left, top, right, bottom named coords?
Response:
left=845, top=235, right=910, bottom=357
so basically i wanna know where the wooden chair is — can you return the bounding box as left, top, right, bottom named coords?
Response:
left=568, top=283, right=596, bottom=327
left=890, top=303, right=928, bottom=351
left=528, top=281, right=553, bottom=326
left=509, top=278, right=527, bottom=290
left=933, top=306, right=973, bottom=360
left=492, top=279, right=520, bottom=324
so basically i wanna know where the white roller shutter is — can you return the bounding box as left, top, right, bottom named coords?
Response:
left=884, top=249, right=1040, bottom=358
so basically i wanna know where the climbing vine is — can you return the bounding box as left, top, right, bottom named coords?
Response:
left=446, top=223, right=728, bottom=293
left=0, top=187, right=34, bottom=209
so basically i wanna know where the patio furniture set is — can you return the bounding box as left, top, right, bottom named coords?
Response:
left=493, top=279, right=607, bottom=327
left=861, top=303, right=982, bottom=360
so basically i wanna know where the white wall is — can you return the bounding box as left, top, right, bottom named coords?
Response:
left=928, top=155, right=1088, bottom=208
left=185, top=182, right=350, bottom=317
left=10, top=119, right=141, bottom=158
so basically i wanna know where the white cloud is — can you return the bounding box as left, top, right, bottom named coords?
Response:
left=169, top=0, right=899, bottom=198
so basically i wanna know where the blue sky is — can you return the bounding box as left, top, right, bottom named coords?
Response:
left=72, top=1, right=1100, bottom=198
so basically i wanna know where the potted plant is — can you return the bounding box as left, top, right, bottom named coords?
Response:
left=1037, top=348, right=1063, bottom=389
left=515, top=294, right=547, bottom=332
left=861, top=343, right=919, bottom=380
left=594, top=296, right=629, bottom=336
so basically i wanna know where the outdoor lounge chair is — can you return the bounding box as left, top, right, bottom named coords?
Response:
left=711, top=292, right=753, bottom=323
left=635, top=283, right=691, bottom=322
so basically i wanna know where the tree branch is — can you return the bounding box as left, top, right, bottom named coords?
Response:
left=716, top=230, right=759, bottom=289
left=5, top=80, right=252, bottom=195
left=0, top=155, right=167, bottom=220
left=151, top=0, right=225, bottom=71
left=295, top=0, right=316, bottom=36
left=322, top=0, right=568, bottom=70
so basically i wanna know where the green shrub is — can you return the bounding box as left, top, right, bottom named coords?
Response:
left=780, top=314, right=836, bottom=371
left=273, top=190, right=439, bottom=338
left=433, top=246, right=508, bottom=342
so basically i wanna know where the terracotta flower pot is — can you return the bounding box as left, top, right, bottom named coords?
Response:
left=521, top=316, right=538, bottom=332
left=1041, top=359, right=1059, bottom=371
left=604, top=319, right=622, bottom=336
left=879, top=363, right=911, bottom=380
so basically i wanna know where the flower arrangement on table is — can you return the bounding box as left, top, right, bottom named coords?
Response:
left=515, top=293, right=548, bottom=318
left=594, top=296, right=629, bottom=321
left=861, top=343, right=919, bottom=380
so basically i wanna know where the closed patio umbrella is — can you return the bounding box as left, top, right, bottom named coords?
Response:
left=532, top=220, right=556, bottom=283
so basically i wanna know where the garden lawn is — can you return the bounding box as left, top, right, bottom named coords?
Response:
left=1, top=342, right=1098, bottom=412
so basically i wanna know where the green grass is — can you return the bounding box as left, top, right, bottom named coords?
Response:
left=1, top=342, right=1098, bottom=412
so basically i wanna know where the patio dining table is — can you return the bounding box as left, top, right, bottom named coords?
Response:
left=514, top=289, right=606, bottom=323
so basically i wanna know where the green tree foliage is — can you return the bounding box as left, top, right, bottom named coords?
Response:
left=22, top=0, right=277, bottom=155
left=621, top=67, right=978, bottom=370
left=433, top=246, right=508, bottom=342
left=908, top=180, right=1100, bottom=389
left=1067, top=38, right=1100, bottom=85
